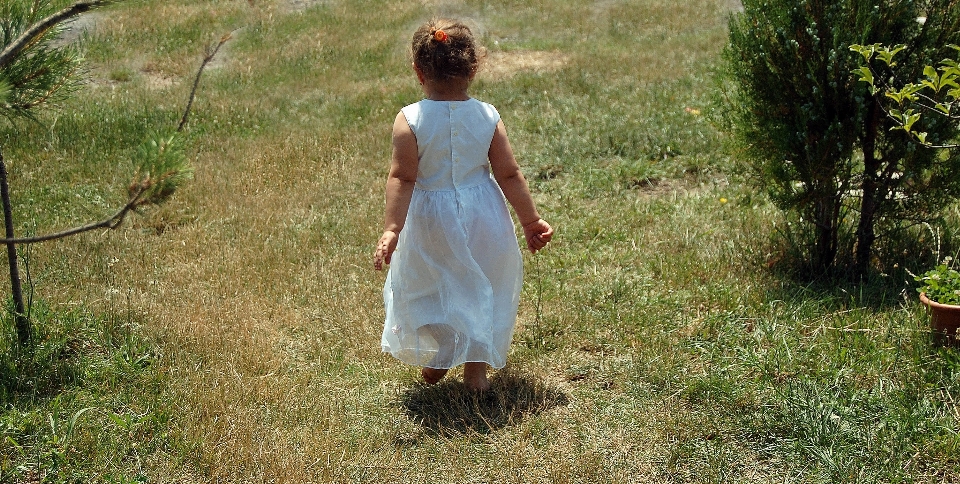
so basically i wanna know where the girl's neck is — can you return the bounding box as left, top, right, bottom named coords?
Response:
left=422, top=78, right=471, bottom=101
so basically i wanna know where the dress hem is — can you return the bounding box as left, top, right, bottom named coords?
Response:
left=381, top=347, right=506, bottom=370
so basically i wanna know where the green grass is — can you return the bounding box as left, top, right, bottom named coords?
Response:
left=0, top=303, right=197, bottom=482
left=0, top=0, right=958, bottom=482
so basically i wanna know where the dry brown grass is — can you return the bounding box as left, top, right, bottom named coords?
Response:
left=481, top=51, right=571, bottom=80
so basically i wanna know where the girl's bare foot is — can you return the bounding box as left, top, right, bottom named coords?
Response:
left=463, top=362, right=491, bottom=392
left=421, top=367, right=448, bottom=385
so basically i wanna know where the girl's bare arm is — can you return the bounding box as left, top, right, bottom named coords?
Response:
left=489, top=120, right=553, bottom=252
left=374, top=112, right=419, bottom=270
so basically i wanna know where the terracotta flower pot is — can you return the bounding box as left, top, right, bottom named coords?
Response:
left=920, top=292, right=960, bottom=346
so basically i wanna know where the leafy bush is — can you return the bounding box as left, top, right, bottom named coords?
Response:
left=723, top=0, right=960, bottom=278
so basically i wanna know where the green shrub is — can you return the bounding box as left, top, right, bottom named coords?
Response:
left=723, top=0, right=960, bottom=279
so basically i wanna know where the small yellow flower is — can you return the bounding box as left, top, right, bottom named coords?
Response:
left=719, top=197, right=728, bottom=204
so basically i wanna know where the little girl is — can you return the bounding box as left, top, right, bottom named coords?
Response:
left=373, top=18, right=553, bottom=392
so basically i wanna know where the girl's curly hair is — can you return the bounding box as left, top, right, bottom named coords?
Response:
left=412, top=19, right=483, bottom=81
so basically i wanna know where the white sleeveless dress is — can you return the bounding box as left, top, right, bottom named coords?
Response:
left=381, top=98, right=523, bottom=370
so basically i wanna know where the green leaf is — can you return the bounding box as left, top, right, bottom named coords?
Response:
left=918, top=259, right=960, bottom=305
left=923, top=65, right=942, bottom=92
left=849, top=43, right=878, bottom=61
left=939, top=67, right=959, bottom=85
left=902, top=111, right=921, bottom=132
left=885, top=85, right=920, bottom=104
left=852, top=66, right=874, bottom=86
left=876, top=45, right=906, bottom=65
left=888, top=108, right=921, bottom=133
left=4, top=436, right=21, bottom=451
left=66, top=407, right=96, bottom=438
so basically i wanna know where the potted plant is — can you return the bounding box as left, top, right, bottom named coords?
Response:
left=916, top=256, right=960, bottom=345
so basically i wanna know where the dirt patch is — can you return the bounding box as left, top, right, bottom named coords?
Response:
left=591, top=0, right=619, bottom=19
left=418, top=0, right=469, bottom=7
left=284, top=0, right=329, bottom=13
left=141, top=63, right=179, bottom=90
left=53, top=11, right=103, bottom=47
left=481, top=50, right=570, bottom=80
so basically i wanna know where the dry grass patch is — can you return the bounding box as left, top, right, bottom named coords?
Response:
left=282, top=0, right=330, bottom=14
left=481, top=50, right=571, bottom=81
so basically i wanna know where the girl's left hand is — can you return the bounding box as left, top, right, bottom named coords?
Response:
left=522, top=219, right=553, bottom=254
left=374, top=230, right=399, bottom=270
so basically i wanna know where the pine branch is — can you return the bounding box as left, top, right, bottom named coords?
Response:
left=0, top=0, right=115, bottom=70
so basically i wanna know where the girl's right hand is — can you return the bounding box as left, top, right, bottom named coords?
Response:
left=522, top=219, right=553, bottom=254
left=374, top=230, right=399, bottom=271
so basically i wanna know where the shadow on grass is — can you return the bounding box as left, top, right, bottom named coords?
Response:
left=761, top=219, right=960, bottom=312
left=397, top=365, right=569, bottom=439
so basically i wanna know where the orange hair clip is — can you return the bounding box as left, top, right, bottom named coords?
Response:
left=433, top=29, right=448, bottom=42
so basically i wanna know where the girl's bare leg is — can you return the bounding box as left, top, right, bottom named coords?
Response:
left=421, top=367, right=448, bottom=384
left=420, top=324, right=456, bottom=385
left=463, top=362, right=490, bottom=392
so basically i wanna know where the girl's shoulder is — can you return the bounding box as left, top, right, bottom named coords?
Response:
left=401, top=97, right=499, bottom=111
left=400, top=98, right=501, bottom=125
left=456, top=98, right=501, bottom=125
left=471, top=98, right=500, bottom=119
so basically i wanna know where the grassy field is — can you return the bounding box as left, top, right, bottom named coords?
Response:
left=1, top=0, right=959, bottom=482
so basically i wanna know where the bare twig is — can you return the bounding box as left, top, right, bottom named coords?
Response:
left=533, top=251, right=543, bottom=349
left=0, top=184, right=148, bottom=245
left=178, top=32, right=233, bottom=132
left=0, top=0, right=115, bottom=70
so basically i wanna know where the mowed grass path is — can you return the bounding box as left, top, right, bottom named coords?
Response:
left=1, top=0, right=958, bottom=482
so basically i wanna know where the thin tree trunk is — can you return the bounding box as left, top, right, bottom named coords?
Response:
left=0, top=150, right=29, bottom=346
left=854, top=179, right=878, bottom=280
left=854, top=99, right=883, bottom=280
left=813, top=196, right=839, bottom=275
